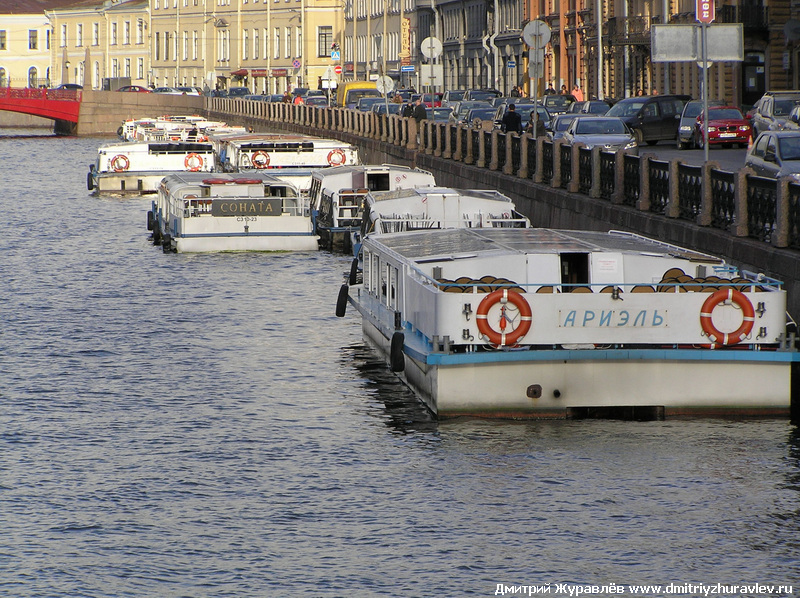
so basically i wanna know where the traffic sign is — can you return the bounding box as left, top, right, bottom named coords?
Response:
left=420, top=37, right=443, bottom=59
left=292, top=59, right=301, bottom=69
left=376, top=76, right=395, bottom=95
left=331, top=50, right=341, bottom=61
left=522, top=20, right=551, bottom=49
left=507, top=60, right=517, bottom=69
left=696, top=0, right=715, bottom=23
left=334, top=65, right=342, bottom=75
left=400, top=65, right=415, bottom=73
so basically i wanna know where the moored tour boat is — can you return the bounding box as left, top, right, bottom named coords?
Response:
left=210, top=132, right=361, bottom=174
left=308, top=164, right=438, bottom=253
left=338, top=227, right=800, bottom=419
left=149, top=172, right=318, bottom=253
left=88, top=140, right=216, bottom=195
left=350, top=186, right=531, bottom=256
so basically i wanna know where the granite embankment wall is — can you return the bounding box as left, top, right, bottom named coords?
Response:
left=66, top=92, right=800, bottom=319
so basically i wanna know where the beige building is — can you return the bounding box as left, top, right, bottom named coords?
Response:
left=151, top=0, right=344, bottom=94
left=45, top=0, right=150, bottom=90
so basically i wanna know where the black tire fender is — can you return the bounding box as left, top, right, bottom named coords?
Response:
left=335, top=284, right=349, bottom=318
left=348, top=258, right=359, bottom=285
left=390, top=332, right=405, bottom=372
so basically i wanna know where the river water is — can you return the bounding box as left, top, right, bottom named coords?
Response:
left=1, top=130, right=799, bottom=598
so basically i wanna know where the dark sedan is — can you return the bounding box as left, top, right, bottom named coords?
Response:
left=744, top=131, right=800, bottom=179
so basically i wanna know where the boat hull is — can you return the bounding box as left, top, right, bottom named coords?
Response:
left=361, top=318, right=795, bottom=419
left=172, top=233, right=319, bottom=253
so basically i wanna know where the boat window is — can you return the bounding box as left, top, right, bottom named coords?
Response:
left=367, top=172, right=391, bottom=191
left=380, top=262, right=389, bottom=303
left=389, top=266, right=398, bottom=309
left=363, top=251, right=372, bottom=293
left=371, top=255, right=380, bottom=296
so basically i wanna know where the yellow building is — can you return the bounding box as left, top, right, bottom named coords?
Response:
left=151, top=0, right=344, bottom=94
left=1, top=0, right=64, bottom=87
left=45, top=0, right=150, bottom=90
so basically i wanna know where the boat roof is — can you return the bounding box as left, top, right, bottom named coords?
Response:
left=98, top=141, right=213, bottom=152
left=371, top=228, right=725, bottom=264
left=161, top=171, right=296, bottom=187
left=369, top=187, right=515, bottom=204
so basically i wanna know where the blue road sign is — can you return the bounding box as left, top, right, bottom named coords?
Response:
left=401, top=65, right=415, bottom=72
left=508, top=60, right=517, bottom=68
left=331, top=50, right=341, bottom=61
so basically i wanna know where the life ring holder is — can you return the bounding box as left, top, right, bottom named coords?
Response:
left=184, top=152, right=204, bottom=172
left=476, top=289, right=532, bottom=347
left=251, top=151, right=270, bottom=169
left=110, top=154, right=130, bottom=172
left=699, top=288, right=755, bottom=347
left=327, top=149, right=346, bottom=166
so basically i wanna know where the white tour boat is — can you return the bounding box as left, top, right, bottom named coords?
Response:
left=350, top=186, right=531, bottom=256
left=148, top=172, right=318, bottom=253
left=117, top=115, right=237, bottom=142
left=88, top=140, right=216, bottom=194
left=308, top=164, right=438, bottom=252
left=337, top=227, right=800, bottom=419
left=210, top=132, right=361, bottom=174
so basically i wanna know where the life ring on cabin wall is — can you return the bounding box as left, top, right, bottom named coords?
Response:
left=699, top=288, right=755, bottom=347
left=476, top=289, right=532, bottom=347
left=327, top=149, right=346, bottom=166
left=110, top=154, right=130, bottom=172
left=184, top=152, right=204, bottom=171
left=251, top=151, right=270, bottom=169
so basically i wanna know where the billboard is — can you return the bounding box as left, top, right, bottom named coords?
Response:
left=651, top=24, right=743, bottom=62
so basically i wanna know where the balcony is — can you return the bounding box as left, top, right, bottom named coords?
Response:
left=606, top=16, right=661, bottom=47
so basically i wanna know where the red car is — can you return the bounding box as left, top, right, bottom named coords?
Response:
left=116, top=85, right=152, bottom=93
left=694, top=106, right=752, bottom=148
left=421, top=92, right=443, bottom=108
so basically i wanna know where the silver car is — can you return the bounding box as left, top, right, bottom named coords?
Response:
left=744, top=131, right=800, bottom=179
left=562, top=116, right=638, bottom=153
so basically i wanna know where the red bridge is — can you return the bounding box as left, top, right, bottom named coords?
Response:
left=0, top=87, right=81, bottom=122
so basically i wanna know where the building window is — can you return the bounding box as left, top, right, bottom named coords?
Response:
left=137, top=20, right=144, bottom=44
left=112, top=58, right=118, bottom=78
left=243, top=30, right=248, bottom=60
left=61, top=24, right=67, bottom=47
left=46, top=29, right=50, bottom=50
left=0, top=30, right=7, bottom=51
left=93, top=23, right=99, bottom=46
left=111, top=23, right=117, bottom=45
left=125, top=58, right=131, bottom=77
left=253, top=29, right=258, bottom=60
left=296, top=26, right=301, bottom=58
left=274, top=28, right=280, bottom=59
left=317, top=25, right=332, bottom=57
left=285, top=27, right=290, bottom=59
left=29, top=30, right=38, bottom=50
left=193, top=31, right=198, bottom=60
left=124, top=21, right=130, bottom=45
left=76, top=24, right=83, bottom=47
left=155, top=32, right=161, bottom=60
left=183, top=31, right=188, bottom=60
left=138, top=57, right=144, bottom=79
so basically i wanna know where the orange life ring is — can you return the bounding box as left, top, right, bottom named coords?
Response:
left=476, top=289, right=532, bottom=347
left=202, top=178, right=232, bottom=185
left=110, top=154, right=130, bottom=172
left=233, top=178, right=262, bottom=184
left=327, top=149, right=346, bottom=166
left=251, top=151, right=270, bottom=169
left=184, top=152, right=204, bottom=171
left=699, top=288, right=755, bottom=347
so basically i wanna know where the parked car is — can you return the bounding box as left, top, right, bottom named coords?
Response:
left=441, top=90, right=466, bottom=107
left=543, top=94, right=577, bottom=116
left=750, top=91, right=800, bottom=137
left=54, top=83, right=83, bottom=90
left=152, top=86, right=184, bottom=95
left=463, top=107, right=498, bottom=127
left=744, top=131, right=800, bottom=179
left=116, top=85, right=152, bottom=93
left=448, top=100, right=493, bottom=124
left=605, top=94, right=690, bottom=145
left=522, top=105, right=553, bottom=133
left=463, top=89, right=502, bottom=102
left=546, top=113, right=584, bottom=141
left=562, top=116, right=638, bottom=153
left=227, top=86, right=252, bottom=97
left=373, top=102, right=404, bottom=115
left=676, top=99, right=724, bottom=149
left=578, top=100, right=612, bottom=115
left=567, top=100, right=587, bottom=114
left=303, top=96, right=329, bottom=107
left=176, top=86, right=202, bottom=96
left=426, top=107, right=453, bottom=121
left=493, top=102, right=535, bottom=131
left=355, top=97, right=384, bottom=111
left=421, top=92, right=443, bottom=107
left=694, top=106, right=752, bottom=149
